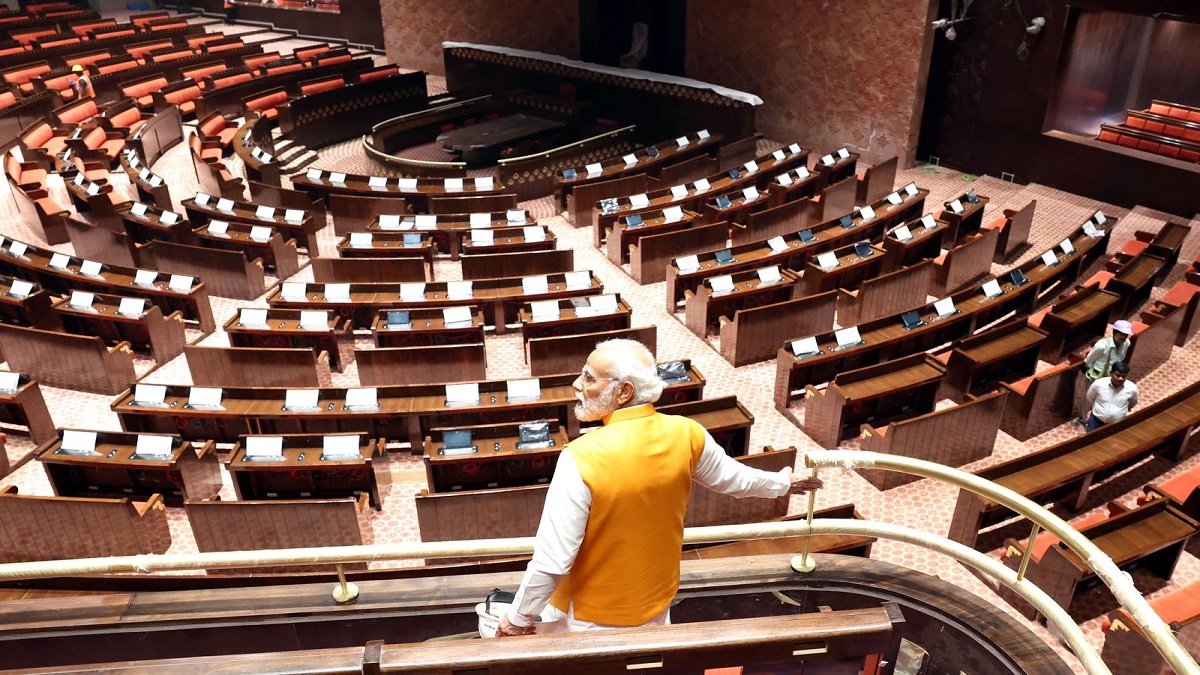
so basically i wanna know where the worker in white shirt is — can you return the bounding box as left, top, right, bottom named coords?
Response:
left=1084, top=360, right=1137, bottom=432
left=495, top=339, right=822, bottom=636
left=1077, top=319, right=1132, bottom=425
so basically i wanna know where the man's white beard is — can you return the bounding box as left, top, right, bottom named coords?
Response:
left=575, top=383, right=621, bottom=422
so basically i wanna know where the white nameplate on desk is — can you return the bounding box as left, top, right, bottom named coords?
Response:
left=629, top=193, right=649, bottom=209
left=117, top=298, right=145, bottom=317
left=245, top=435, right=283, bottom=458
left=368, top=176, right=387, bottom=188
left=79, top=260, right=102, bottom=276
left=816, top=252, right=839, bottom=270
left=892, top=225, right=913, bottom=242
left=820, top=154, right=835, bottom=166
left=159, top=211, right=180, bottom=225
left=299, top=310, right=328, bottom=329
left=564, top=270, right=591, bottom=290
left=324, top=283, right=350, bottom=301
left=322, top=434, right=360, bottom=458
left=349, top=232, right=373, bottom=248
left=444, top=178, right=464, bottom=191
left=948, top=199, right=964, bottom=214
left=415, top=214, right=437, bottom=230
left=447, top=281, right=473, bottom=300
left=281, top=282, right=307, bottom=300
left=442, top=306, right=473, bottom=325
left=0, top=372, right=19, bottom=394
left=663, top=206, right=683, bottom=223
left=73, top=173, right=85, bottom=186
left=255, top=205, right=275, bottom=219
left=698, top=129, right=710, bottom=140
left=707, top=275, right=734, bottom=294
left=194, top=193, right=211, bottom=206
left=445, top=382, right=479, bottom=405
left=469, top=213, right=490, bottom=228
left=471, top=228, right=494, bottom=245
left=834, top=326, right=861, bottom=348
left=506, top=209, right=525, bottom=223
left=379, top=214, right=401, bottom=229
left=531, top=299, right=560, bottom=320
left=623, top=153, right=637, bottom=166
left=920, top=214, right=937, bottom=230
left=767, top=236, right=789, bottom=253
left=1082, top=222, right=1100, bottom=238
left=904, top=183, right=919, bottom=196
left=188, top=386, right=222, bottom=408
left=9, top=241, right=27, bottom=257
left=693, top=178, right=711, bottom=192
left=475, top=177, right=494, bottom=190
left=591, top=294, right=619, bottom=312
left=676, top=136, right=689, bottom=147
left=523, top=225, right=546, bottom=242
left=934, top=297, right=957, bottom=317
left=788, top=143, right=801, bottom=154
left=757, top=266, right=782, bottom=284
left=344, top=387, right=378, bottom=409
left=886, top=193, right=903, bottom=206
left=667, top=184, right=688, bottom=201
left=239, top=308, right=268, bottom=326
left=68, top=291, right=94, bottom=310
left=329, top=172, right=346, bottom=184
left=207, top=221, right=232, bottom=239
left=397, top=177, right=417, bottom=189
left=772, top=149, right=785, bottom=161
left=982, top=279, right=1003, bottom=299
left=837, top=148, right=850, bottom=159
left=136, top=434, right=173, bottom=458
left=85, top=183, right=100, bottom=196
left=585, top=162, right=603, bottom=176
left=215, top=198, right=234, bottom=212
left=305, top=168, right=323, bottom=181
left=1093, top=210, right=1107, bottom=226
left=1059, top=239, right=1075, bottom=255
left=138, top=168, right=151, bottom=181
left=62, top=430, right=97, bottom=454
left=8, top=280, right=32, bottom=298
left=507, top=378, right=541, bottom=401
left=49, top=253, right=70, bottom=269
left=777, top=173, right=793, bottom=186
left=1041, top=250, right=1059, bottom=266
left=791, top=336, right=819, bottom=356
left=399, top=283, right=425, bottom=301
left=249, top=226, right=271, bottom=241
left=134, top=384, right=167, bottom=406
left=285, top=389, right=319, bottom=410
left=796, top=166, right=811, bottom=179
left=131, top=202, right=148, bottom=217
left=743, top=187, right=759, bottom=202
left=744, top=160, right=759, bottom=173
left=148, top=174, right=163, bottom=187
left=134, top=270, right=157, bottom=286
left=522, top=275, right=549, bottom=295
left=675, top=254, right=700, bottom=272
left=284, top=209, right=304, bottom=223
left=859, top=205, right=876, bottom=221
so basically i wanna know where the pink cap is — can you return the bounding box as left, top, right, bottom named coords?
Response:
left=1112, top=320, right=1133, bottom=335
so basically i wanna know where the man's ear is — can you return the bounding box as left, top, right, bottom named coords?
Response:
left=617, top=381, right=636, bottom=406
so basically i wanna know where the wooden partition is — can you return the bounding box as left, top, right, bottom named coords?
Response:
left=0, top=375, right=56, bottom=444
left=720, top=291, right=837, bottom=367
left=138, top=240, right=265, bottom=300
left=856, top=155, right=898, bottom=205
left=460, top=249, right=573, bottom=280
left=733, top=196, right=810, bottom=246
left=630, top=221, right=728, bottom=284
left=990, top=199, right=1035, bottom=261
left=860, top=391, right=1005, bottom=490
left=63, top=215, right=138, bottom=268
left=329, top=193, right=408, bottom=235
left=837, top=260, right=935, bottom=328
left=0, top=486, right=169, bottom=563
left=529, top=325, right=656, bottom=377
left=932, top=227, right=999, bottom=296
left=0, top=323, right=134, bottom=394
left=814, top=175, right=856, bottom=222
left=186, top=496, right=371, bottom=574
left=248, top=179, right=328, bottom=230
left=184, top=345, right=331, bottom=387
left=1127, top=301, right=1184, bottom=380
left=428, top=193, right=517, bottom=215
left=649, top=152, right=717, bottom=190
left=569, top=173, right=647, bottom=228
left=998, top=358, right=1080, bottom=441
left=356, top=343, right=486, bottom=386
left=310, top=256, right=427, bottom=284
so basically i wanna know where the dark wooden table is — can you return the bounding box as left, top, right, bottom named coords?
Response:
left=437, top=114, right=565, bottom=164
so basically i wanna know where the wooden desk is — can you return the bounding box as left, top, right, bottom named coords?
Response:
left=836, top=260, right=935, bottom=328
left=115, top=200, right=194, bottom=246
left=422, top=421, right=568, bottom=493
left=720, top=291, right=838, bottom=368
left=629, top=221, right=728, bottom=285
left=1105, top=253, right=1166, bottom=318
left=183, top=194, right=319, bottom=255
left=460, top=249, right=573, bottom=281
left=519, top=295, right=633, bottom=349
left=51, top=291, right=186, bottom=364
left=812, top=150, right=859, bottom=190
left=457, top=224, right=555, bottom=259
left=293, top=170, right=508, bottom=215
left=802, top=353, right=946, bottom=448
left=684, top=267, right=800, bottom=338
left=265, top=273, right=603, bottom=332
left=655, top=395, right=754, bottom=457
left=948, top=378, right=1200, bottom=550
left=939, top=193, right=989, bottom=246
left=932, top=226, right=999, bottom=296
left=774, top=222, right=1111, bottom=409
left=0, top=274, right=58, bottom=330
left=0, top=373, right=56, bottom=444
left=437, top=113, right=565, bottom=165
left=336, top=232, right=436, bottom=273
left=371, top=306, right=485, bottom=348
left=366, top=211, right=535, bottom=259
left=193, top=219, right=301, bottom=279
left=803, top=242, right=886, bottom=296
left=881, top=215, right=948, bottom=274
left=37, top=430, right=221, bottom=506
left=224, top=307, right=353, bottom=373
left=1036, top=285, right=1121, bottom=362
left=605, top=209, right=700, bottom=265
left=227, top=433, right=384, bottom=509
left=943, top=318, right=1048, bottom=401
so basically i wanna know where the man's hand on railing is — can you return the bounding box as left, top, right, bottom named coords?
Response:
left=496, top=614, right=536, bottom=637
left=781, top=467, right=824, bottom=495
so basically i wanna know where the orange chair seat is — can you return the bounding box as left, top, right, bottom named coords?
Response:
left=1083, top=270, right=1115, bottom=289
left=1160, top=281, right=1200, bottom=308
left=1117, top=239, right=1149, bottom=257
left=1021, top=511, right=1109, bottom=561
left=1158, top=466, right=1200, bottom=503
left=43, top=136, right=69, bottom=155
left=1027, top=306, right=1051, bottom=329
left=199, top=147, right=222, bottom=162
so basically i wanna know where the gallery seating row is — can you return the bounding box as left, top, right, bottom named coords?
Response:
left=1097, top=123, right=1200, bottom=163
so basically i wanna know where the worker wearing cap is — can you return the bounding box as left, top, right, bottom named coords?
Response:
left=68, top=65, right=92, bottom=100
left=1077, top=319, right=1132, bottom=425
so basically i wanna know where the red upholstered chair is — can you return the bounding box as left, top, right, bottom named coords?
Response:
left=18, top=120, right=74, bottom=166
left=74, top=125, right=126, bottom=166
left=243, top=88, right=288, bottom=120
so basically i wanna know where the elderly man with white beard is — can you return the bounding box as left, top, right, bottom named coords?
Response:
left=496, top=338, right=823, bottom=636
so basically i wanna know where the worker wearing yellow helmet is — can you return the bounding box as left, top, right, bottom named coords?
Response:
left=69, top=64, right=93, bottom=100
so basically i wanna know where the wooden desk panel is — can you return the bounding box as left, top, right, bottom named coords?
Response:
left=938, top=193, right=989, bottom=246
left=0, top=487, right=170, bottom=563
left=605, top=210, right=700, bottom=265
left=837, top=260, right=934, bottom=328
left=0, top=323, right=135, bottom=395
left=184, top=344, right=330, bottom=388
left=1036, top=286, right=1121, bottom=362
left=138, top=239, right=266, bottom=301
left=932, top=226, right=999, bottom=296
left=943, top=318, right=1048, bottom=402
left=422, top=421, right=568, bottom=493
left=0, top=374, right=56, bottom=444
left=802, top=242, right=886, bottom=296
left=519, top=296, right=633, bottom=348
left=685, top=267, right=800, bottom=338
left=193, top=220, right=301, bottom=279
left=528, top=325, right=656, bottom=378
left=310, top=256, right=428, bottom=284
left=460, top=249, right=573, bottom=281
left=52, top=292, right=186, bottom=364
left=656, top=395, right=754, bottom=457
left=629, top=221, right=728, bottom=286
left=224, top=308, right=353, bottom=373
left=371, top=307, right=485, bottom=348
left=227, top=433, right=383, bottom=509
left=356, top=342, right=487, bottom=386
left=720, top=291, right=838, bottom=367
left=0, top=275, right=59, bottom=330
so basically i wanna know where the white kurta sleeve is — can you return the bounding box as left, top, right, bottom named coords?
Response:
left=692, top=429, right=791, bottom=498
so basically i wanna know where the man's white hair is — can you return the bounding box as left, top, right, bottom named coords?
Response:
left=594, top=338, right=664, bottom=405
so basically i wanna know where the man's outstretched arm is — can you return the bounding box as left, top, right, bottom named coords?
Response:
left=692, top=430, right=823, bottom=498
